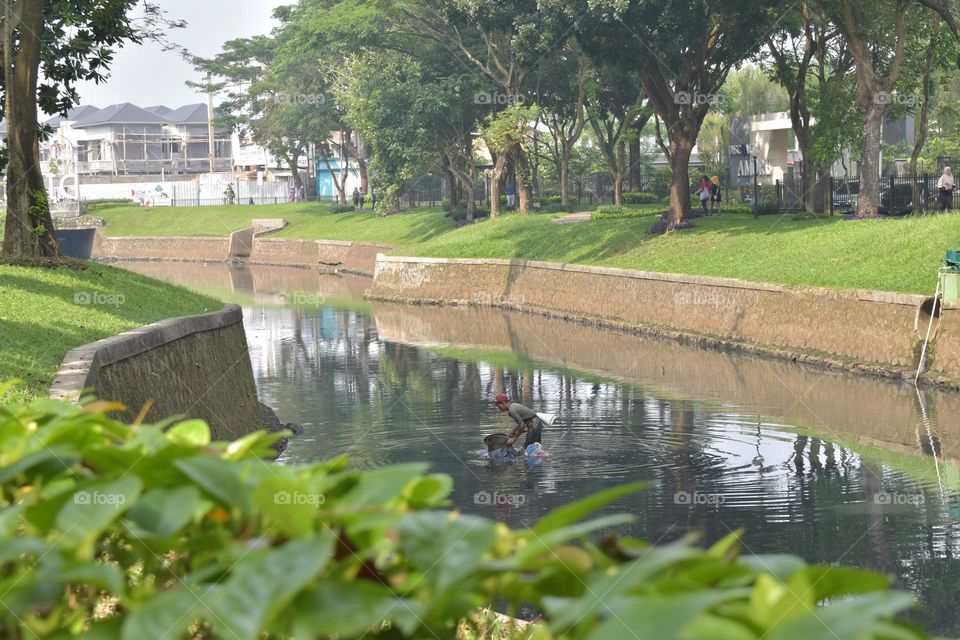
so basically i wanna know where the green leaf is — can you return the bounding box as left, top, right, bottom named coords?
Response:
left=206, top=534, right=336, bottom=640
left=223, top=430, right=287, bottom=460
left=122, top=587, right=201, bottom=640
left=344, top=463, right=429, bottom=507
left=56, top=476, right=142, bottom=557
left=173, top=456, right=252, bottom=512
left=398, top=511, right=496, bottom=591
left=738, top=555, right=808, bottom=582
left=406, top=474, right=453, bottom=508
left=0, top=447, right=76, bottom=485
left=291, top=581, right=403, bottom=638
left=532, top=482, right=647, bottom=535
left=252, top=476, right=318, bottom=538
left=47, top=562, right=126, bottom=596
left=545, top=546, right=704, bottom=629
left=766, top=592, right=919, bottom=640
left=592, top=590, right=752, bottom=640
left=125, top=486, right=203, bottom=538
left=799, top=566, right=892, bottom=601
left=165, top=419, right=211, bottom=447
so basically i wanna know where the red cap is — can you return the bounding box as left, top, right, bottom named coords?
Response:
left=494, top=393, right=509, bottom=405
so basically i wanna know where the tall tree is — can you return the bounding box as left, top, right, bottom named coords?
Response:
left=814, top=0, right=909, bottom=216
left=555, top=0, right=784, bottom=225
left=2, top=0, right=171, bottom=258
left=533, top=46, right=587, bottom=207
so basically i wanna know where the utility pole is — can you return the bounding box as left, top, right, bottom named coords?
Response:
left=206, top=72, right=216, bottom=175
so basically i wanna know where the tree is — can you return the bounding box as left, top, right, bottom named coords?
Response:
left=584, top=62, right=649, bottom=206
left=766, top=3, right=838, bottom=213
left=814, top=0, right=910, bottom=216
left=533, top=45, right=587, bottom=207
left=558, top=0, right=786, bottom=226
left=2, top=0, right=173, bottom=258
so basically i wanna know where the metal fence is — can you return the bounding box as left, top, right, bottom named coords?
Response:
left=775, top=174, right=958, bottom=215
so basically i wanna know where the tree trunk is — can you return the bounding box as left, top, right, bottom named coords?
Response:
left=858, top=102, right=885, bottom=217
left=514, top=143, right=531, bottom=214
left=796, top=132, right=815, bottom=214
left=910, top=31, right=936, bottom=208
left=817, top=165, right=832, bottom=214
left=288, top=155, right=303, bottom=192
left=560, top=142, right=571, bottom=208
left=2, top=0, right=59, bottom=259
left=668, top=137, right=695, bottom=224
left=489, top=153, right=507, bottom=218
left=629, top=138, right=642, bottom=192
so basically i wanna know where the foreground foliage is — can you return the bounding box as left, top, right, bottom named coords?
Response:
left=0, top=391, right=930, bottom=639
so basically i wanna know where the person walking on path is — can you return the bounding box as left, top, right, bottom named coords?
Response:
left=938, top=167, right=954, bottom=212
left=710, top=176, right=722, bottom=214
left=698, top=176, right=711, bottom=214
left=371, top=190, right=378, bottom=211
left=352, top=187, right=361, bottom=209
left=359, top=189, right=366, bottom=210
left=505, top=183, right=516, bottom=209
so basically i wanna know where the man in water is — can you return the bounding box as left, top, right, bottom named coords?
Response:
left=494, top=393, right=543, bottom=449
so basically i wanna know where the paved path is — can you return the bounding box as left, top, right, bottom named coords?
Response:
left=551, top=212, right=593, bottom=224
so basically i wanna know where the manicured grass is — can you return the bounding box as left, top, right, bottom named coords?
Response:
left=0, top=263, right=220, bottom=404
left=97, top=202, right=455, bottom=245
left=407, top=212, right=959, bottom=295
left=95, top=201, right=960, bottom=294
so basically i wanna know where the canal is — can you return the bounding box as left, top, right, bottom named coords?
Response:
left=123, top=261, right=960, bottom=635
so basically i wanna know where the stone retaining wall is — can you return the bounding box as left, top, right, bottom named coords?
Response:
left=369, top=255, right=960, bottom=385
left=94, top=233, right=231, bottom=261
left=250, top=238, right=391, bottom=275
left=50, top=304, right=261, bottom=441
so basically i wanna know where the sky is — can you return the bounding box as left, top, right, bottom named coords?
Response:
left=75, top=0, right=288, bottom=110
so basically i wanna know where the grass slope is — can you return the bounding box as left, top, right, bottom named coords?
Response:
left=0, top=263, right=220, bottom=404
left=96, top=202, right=960, bottom=294
left=97, top=203, right=455, bottom=244
left=406, top=212, right=958, bottom=294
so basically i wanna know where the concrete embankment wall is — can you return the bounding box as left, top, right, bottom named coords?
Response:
left=50, top=304, right=261, bottom=441
left=368, top=255, right=960, bottom=385
left=94, top=234, right=232, bottom=261
left=249, top=238, right=391, bottom=274
left=92, top=226, right=388, bottom=275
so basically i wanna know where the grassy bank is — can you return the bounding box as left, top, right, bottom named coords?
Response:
left=0, top=263, right=220, bottom=404
left=95, top=201, right=960, bottom=294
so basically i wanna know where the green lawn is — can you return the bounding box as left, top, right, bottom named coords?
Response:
left=0, top=263, right=220, bottom=404
left=409, top=211, right=957, bottom=294
left=97, top=202, right=456, bottom=245
left=95, top=201, right=960, bottom=295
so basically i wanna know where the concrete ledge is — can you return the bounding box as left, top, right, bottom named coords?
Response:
left=93, top=233, right=231, bottom=261
left=250, top=238, right=393, bottom=275
left=50, top=304, right=261, bottom=441
left=368, top=255, right=956, bottom=384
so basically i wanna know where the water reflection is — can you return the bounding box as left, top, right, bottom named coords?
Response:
left=121, top=261, right=960, bottom=636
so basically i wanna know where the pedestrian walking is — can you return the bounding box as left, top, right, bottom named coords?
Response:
left=371, top=190, right=378, bottom=210
left=352, top=187, right=361, bottom=209
left=505, top=183, right=516, bottom=209
left=359, top=189, right=366, bottom=210
left=938, top=167, right=954, bottom=212
left=710, top=176, right=722, bottom=214
left=698, top=176, right=711, bottom=214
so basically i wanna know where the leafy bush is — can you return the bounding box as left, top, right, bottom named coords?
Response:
left=329, top=203, right=356, bottom=214
left=447, top=204, right=491, bottom=222
left=82, top=199, right=135, bottom=213
left=594, top=204, right=627, bottom=217
left=539, top=195, right=562, bottom=206
left=0, top=390, right=930, bottom=639
left=623, top=191, right=658, bottom=204
left=718, top=204, right=754, bottom=215
left=649, top=167, right=674, bottom=197
left=594, top=207, right=663, bottom=220
left=539, top=203, right=571, bottom=214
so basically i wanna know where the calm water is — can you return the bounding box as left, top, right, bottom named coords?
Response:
left=124, top=261, right=960, bottom=636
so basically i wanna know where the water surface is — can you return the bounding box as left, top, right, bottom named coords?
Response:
left=124, top=261, right=960, bottom=635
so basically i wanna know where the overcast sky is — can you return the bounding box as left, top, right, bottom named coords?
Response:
left=75, top=0, right=288, bottom=109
